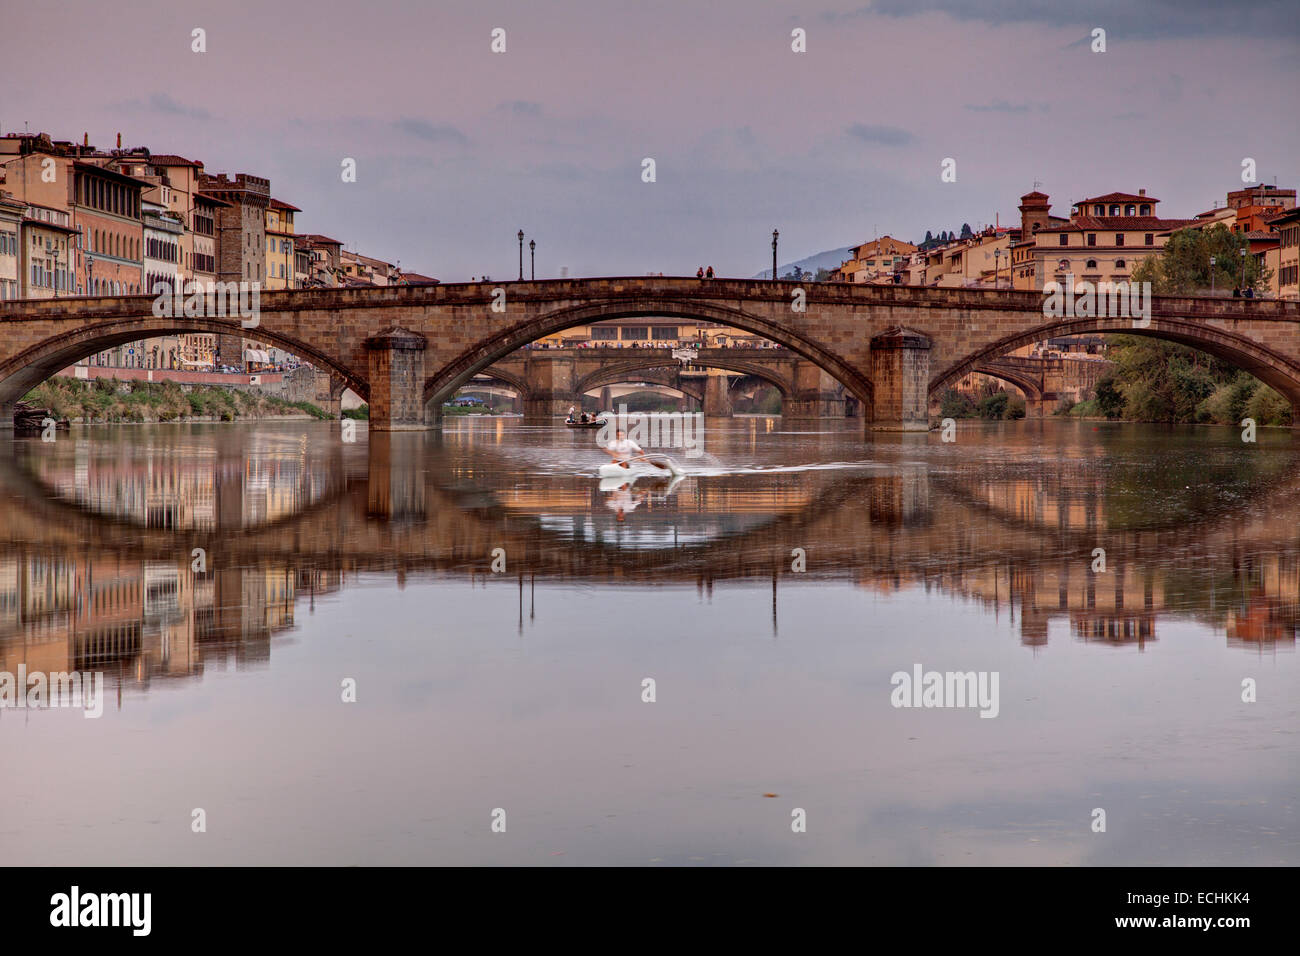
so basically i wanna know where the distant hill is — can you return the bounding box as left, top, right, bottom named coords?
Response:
left=753, top=245, right=854, bottom=280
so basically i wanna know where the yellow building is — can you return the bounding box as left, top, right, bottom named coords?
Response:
left=837, top=236, right=917, bottom=283
left=264, top=198, right=299, bottom=290
left=1268, top=207, right=1300, bottom=299
left=1029, top=190, right=1193, bottom=290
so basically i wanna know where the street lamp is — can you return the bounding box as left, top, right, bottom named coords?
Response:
left=772, top=229, right=779, bottom=280
left=529, top=239, right=535, bottom=280
left=1240, top=247, right=1248, bottom=292
left=518, top=230, right=524, bottom=281
left=51, top=241, right=59, bottom=299
left=993, top=248, right=1003, bottom=289
left=1209, top=255, right=1217, bottom=294
left=87, top=254, right=94, bottom=297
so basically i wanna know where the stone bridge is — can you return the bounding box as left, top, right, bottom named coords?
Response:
left=476, top=348, right=1115, bottom=419
left=1, top=279, right=1297, bottom=430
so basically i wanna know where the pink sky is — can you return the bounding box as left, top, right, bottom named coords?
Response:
left=5, top=0, right=1297, bottom=279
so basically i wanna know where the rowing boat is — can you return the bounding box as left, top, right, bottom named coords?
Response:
left=564, top=419, right=605, bottom=429
left=597, top=454, right=683, bottom=479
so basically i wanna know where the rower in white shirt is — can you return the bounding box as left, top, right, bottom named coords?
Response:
left=604, top=429, right=643, bottom=468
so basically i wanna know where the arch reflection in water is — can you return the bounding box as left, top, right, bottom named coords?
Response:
left=0, top=419, right=1296, bottom=706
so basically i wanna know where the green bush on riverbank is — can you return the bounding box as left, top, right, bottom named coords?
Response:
left=939, top=388, right=1026, bottom=420
left=23, top=376, right=331, bottom=424
left=1061, top=337, right=1292, bottom=426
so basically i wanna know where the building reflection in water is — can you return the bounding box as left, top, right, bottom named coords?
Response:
left=0, top=420, right=1295, bottom=704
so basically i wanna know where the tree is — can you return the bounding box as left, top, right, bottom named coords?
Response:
left=1130, top=224, right=1271, bottom=295
left=924, top=230, right=934, bottom=244
left=960, top=223, right=973, bottom=239
left=814, top=268, right=831, bottom=282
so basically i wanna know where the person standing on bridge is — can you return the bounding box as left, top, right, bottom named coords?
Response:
left=696, top=267, right=705, bottom=279
left=706, top=266, right=714, bottom=279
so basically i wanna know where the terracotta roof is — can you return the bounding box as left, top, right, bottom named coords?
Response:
left=1075, top=192, right=1158, bottom=205
left=1265, top=207, right=1300, bottom=225
left=1039, top=216, right=1194, bottom=233
left=400, top=272, right=439, bottom=285
left=1244, top=230, right=1279, bottom=240
left=269, top=198, right=301, bottom=212
left=194, top=191, right=232, bottom=208
left=298, top=233, right=343, bottom=245
left=148, top=154, right=203, bottom=168
left=1019, top=190, right=1049, bottom=201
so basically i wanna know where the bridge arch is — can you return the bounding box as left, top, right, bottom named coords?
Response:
left=932, top=315, right=1300, bottom=407
left=0, top=312, right=370, bottom=409
left=574, top=356, right=792, bottom=398
left=466, top=366, right=530, bottom=398
left=958, top=364, right=1044, bottom=403
left=578, top=368, right=705, bottom=403
left=422, top=298, right=872, bottom=410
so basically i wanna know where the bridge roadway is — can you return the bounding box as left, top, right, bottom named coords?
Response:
left=1, top=279, right=1296, bottom=430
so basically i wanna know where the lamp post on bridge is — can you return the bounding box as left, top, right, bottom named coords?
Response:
left=1240, top=247, right=1248, bottom=292
left=771, top=229, right=779, bottom=281
left=529, top=239, right=535, bottom=280
left=518, top=230, right=524, bottom=281
left=1209, top=255, right=1216, bottom=295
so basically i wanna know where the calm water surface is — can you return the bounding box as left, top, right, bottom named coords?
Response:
left=1, top=417, right=1297, bottom=865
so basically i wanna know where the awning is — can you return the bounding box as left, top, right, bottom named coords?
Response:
left=243, top=349, right=271, bottom=363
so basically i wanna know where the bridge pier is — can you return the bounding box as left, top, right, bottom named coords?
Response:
left=869, top=327, right=931, bottom=431
left=524, top=393, right=580, bottom=422
left=703, top=374, right=732, bottom=417
left=365, top=327, right=429, bottom=431
left=785, top=363, right=846, bottom=420
left=367, top=431, right=427, bottom=521
left=0, top=400, right=11, bottom=430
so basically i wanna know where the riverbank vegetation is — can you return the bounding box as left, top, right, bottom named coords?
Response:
left=23, top=376, right=331, bottom=423
left=940, top=387, right=1027, bottom=420
left=1061, top=336, right=1292, bottom=426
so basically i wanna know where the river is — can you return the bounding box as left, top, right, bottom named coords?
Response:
left=1, top=417, right=1296, bottom=865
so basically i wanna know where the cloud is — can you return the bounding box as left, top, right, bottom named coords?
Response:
left=393, top=118, right=467, bottom=144
left=498, top=100, right=542, bottom=116
left=963, top=99, right=1043, bottom=113
left=113, top=93, right=212, bottom=121
left=846, top=123, right=914, bottom=146
left=866, top=0, right=1300, bottom=39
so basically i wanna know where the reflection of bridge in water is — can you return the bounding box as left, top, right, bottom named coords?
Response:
left=2, top=427, right=1298, bottom=702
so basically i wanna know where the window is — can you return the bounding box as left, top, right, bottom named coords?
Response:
left=1139, top=204, right=1151, bottom=216
left=1093, top=204, right=1104, bottom=215
left=652, top=326, right=677, bottom=340
left=620, top=326, right=649, bottom=340
left=1057, top=259, right=1070, bottom=271
left=1059, top=234, right=1068, bottom=246
left=1144, top=233, right=1154, bottom=246
left=1115, top=234, right=1125, bottom=246
left=1087, top=234, right=1097, bottom=246
left=1109, top=204, right=1120, bottom=215
left=590, top=326, right=618, bottom=340
left=1085, top=259, right=1098, bottom=270
left=1115, top=259, right=1127, bottom=269
left=1125, top=204, right=1135, bottom=216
